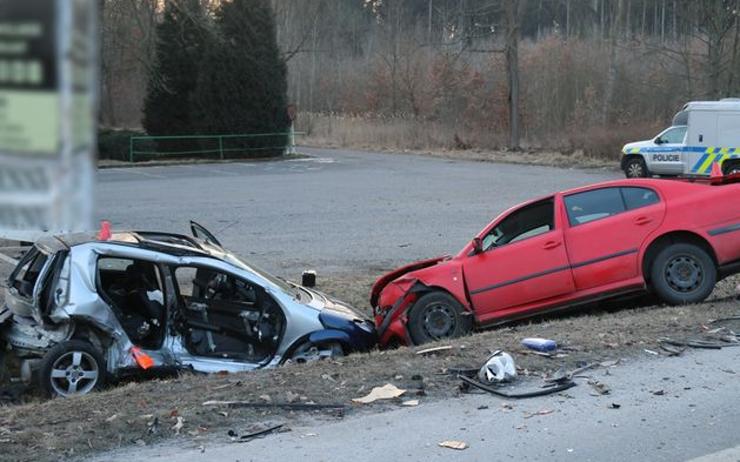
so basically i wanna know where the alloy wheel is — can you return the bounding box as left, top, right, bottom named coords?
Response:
left=49, top=351, right=99, bottom=397
left=626, top=161, right=645, bottom=178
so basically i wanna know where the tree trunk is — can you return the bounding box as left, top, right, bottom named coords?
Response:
left=727, top=4, right=740, bottom=95
left=504, top=0, right=525, bottom=149
left=428, top=0, right=433, bottom=43
left=603, top=0, right=624, bottom=126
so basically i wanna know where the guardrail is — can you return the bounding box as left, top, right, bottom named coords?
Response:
left=128, top=131, right=303, bottom=162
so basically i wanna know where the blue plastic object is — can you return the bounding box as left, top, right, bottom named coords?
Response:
left=521, top=337, right=557, bottom=352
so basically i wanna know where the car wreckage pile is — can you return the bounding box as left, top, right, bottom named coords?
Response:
left=0, top=173, right=739, bottom=399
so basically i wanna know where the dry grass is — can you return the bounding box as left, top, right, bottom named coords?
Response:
left=0, top=273, right=738, bottom=462
left=297, top=112, right=655, bottom=169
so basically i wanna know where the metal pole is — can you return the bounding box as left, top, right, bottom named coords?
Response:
left=219, top=136, right=224, bottom=160
left=288, top=123, right=296, bottom=155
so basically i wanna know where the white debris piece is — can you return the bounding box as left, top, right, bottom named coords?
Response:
left=478, top=350, right=517, bottom=383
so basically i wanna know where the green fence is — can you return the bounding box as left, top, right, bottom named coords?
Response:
left=128, top=131, right=303, bottom=162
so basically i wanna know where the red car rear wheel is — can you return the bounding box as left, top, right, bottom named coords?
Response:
left=650, top=243, right=716, bottom=305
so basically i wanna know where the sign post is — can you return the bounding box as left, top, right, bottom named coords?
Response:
left=0, top=0, right=97, bottom=242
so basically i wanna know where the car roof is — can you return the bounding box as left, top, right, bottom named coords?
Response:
left=36, top=231, right=214, bottom=258
left=558, top=178, right=709, bottom=197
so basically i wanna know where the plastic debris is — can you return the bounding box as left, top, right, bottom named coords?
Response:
left=521, top=338, right=557, bottom=352
left=438, top=440, right=468, bottom=450
left=228, top=424, right=286, bottom=443
left=478, top=351, right=517, bottom=383
left=588, top=380, right=611, bottom=395
left=416, top=345, right=453, bottom=355
left=459, top=374, right=577, bottom=399
left=352, top=384, right=406, bottom=404
left=401, top=399, right=419, bottom=407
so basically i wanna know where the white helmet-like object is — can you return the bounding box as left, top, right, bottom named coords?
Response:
left=478, top=350, right=517, bottom=383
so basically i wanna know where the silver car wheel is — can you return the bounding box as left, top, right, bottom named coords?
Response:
left=290, top=342, right=344, bottom=363
left=49, top=351, right=100, bottom=397
left=626, top=161, right=645, bottom=178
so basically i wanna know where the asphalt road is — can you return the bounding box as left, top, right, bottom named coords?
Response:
left=92, top=346, right=740, bottom=462
left=96, top=147, right=619, bottom=276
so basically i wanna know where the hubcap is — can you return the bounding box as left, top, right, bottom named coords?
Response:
left=49, top=351, right=99, bottom=397
left=627, top=162, right=644, bottom=178
left=665, top=255, right=703, bottom=293
left=422, top=303, right=456, bottom=339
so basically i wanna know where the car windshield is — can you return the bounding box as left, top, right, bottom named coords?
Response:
left=226, top=253, right=305, bottom=300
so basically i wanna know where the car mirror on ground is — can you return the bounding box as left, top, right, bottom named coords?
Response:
left=302, top=270, right=317, bottom=288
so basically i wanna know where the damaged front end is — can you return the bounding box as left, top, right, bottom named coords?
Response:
left=371, top=256, right=454, bottom=347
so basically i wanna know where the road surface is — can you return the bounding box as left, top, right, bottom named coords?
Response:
left=96, top=147, right=619, bottom=275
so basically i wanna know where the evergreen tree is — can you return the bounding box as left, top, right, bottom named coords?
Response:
left=142, top=0, right=207, bottom=138
left=192, top=0, right=289, bottom=156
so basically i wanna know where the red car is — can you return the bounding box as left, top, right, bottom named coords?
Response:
left=371, top=175, right=740, bottom=346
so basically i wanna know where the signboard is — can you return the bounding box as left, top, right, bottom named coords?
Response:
left=0, top=0, right=97, bottom=242
left=0, top=0, right=59, bottom=155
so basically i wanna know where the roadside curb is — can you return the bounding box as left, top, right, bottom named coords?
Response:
left=97, top=152, right=310, bottom=169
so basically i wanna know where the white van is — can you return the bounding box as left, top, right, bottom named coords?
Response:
left=620, top=99, right=740, bottom=178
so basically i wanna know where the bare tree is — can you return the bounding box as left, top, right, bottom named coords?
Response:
left=503, top=0, right=526, bottom=149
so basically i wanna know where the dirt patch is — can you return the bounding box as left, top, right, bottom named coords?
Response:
left=0, top=273, right=738, bottom=462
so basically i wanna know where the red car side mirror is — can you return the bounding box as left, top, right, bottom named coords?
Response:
left=472, top=237, right=483, bottom=255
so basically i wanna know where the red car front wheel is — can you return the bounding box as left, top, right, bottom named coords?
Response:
left=408, top=292, right=472, bottom=345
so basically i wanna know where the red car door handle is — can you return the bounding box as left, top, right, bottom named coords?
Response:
left=543, top=240, right=561, bottom=250
left=634, top=216, right=652, bottom=225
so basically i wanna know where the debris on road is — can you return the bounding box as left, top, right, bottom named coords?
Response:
left=401, top=399, right=419, bottom=407
left=659, top=337, right=736, bottom=350
left=172, top=417, right=184, bottom=435
left=459, top=374, right=576, bottom=399
left=521, top=338, right=557, bottom=352
left=588, top=380, right=611, bottom=395
left=523, top=408, right=555, bottom=419
left=202, top=401, right=346, bottom=412
left=228, top=424, right=287, bottom=443
left=352, top=384, right=406, bottom=404
left=644, top=349, right=659, bottom=355
left=608, top=403, right=621, bottom=409
left=659, top=343, right=686, bottom=356
left=416, top=346, right=453, bottom=356
left=438, top=440, right=468, bottom=450
left=478, top=351, right=517, bottom=383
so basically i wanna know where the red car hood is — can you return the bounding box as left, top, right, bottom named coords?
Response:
left=370, top=255, right=449, bottom=307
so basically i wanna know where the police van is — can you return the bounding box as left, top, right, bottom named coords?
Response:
left=620, top=99, right=740, bottom=178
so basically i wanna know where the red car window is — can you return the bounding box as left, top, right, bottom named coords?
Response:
left=481, top=198, right=554, bottom=251
left=620, top=187, right=660, bottom=211
left=564, top=188, right=625, bottom=226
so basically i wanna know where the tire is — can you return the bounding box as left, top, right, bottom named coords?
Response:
left=650, top=243, right=717, bottom=305
left=407, top=292, right=472, bottom=345
left=39, top=340, right=106, bottom=398
left=722, top=159, right=740, bottom=175
left=624, top=157, right=649, bottom=178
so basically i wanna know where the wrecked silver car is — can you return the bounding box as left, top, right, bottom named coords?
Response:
left=0, top=222, right=376, bottom=397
